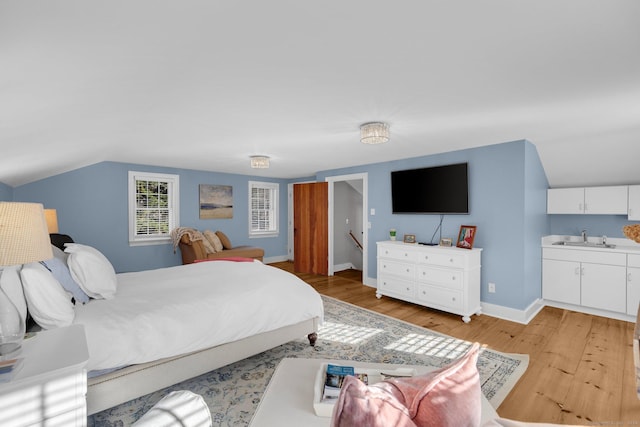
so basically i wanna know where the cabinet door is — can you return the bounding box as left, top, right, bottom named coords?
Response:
left=628, top=267, right=640, bottom=315
left=542, top=259, right=581, bottom=304
left=629, top=185, right=640, bottom=220
left=581, top=263, right=626, bottom=313
left=547, top=188, right=584, bottom=214
left=584, top=186, right=628, bottom=214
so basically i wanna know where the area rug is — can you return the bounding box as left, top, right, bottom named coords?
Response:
left=88, top=296, right=528, bottom=427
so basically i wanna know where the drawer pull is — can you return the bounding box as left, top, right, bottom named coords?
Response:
left=629, top=273, right=632, bottom=282
left=452, top=276, right=456, bottom=280
left=452, top=297, right=456, bottom=301
left=404, top=253, right=408, bottom=257
left=450, top=258, right=454, bottom=263
left=406, top=287, right=410, bottom=291
left=406, top=268, right=410, bottom=272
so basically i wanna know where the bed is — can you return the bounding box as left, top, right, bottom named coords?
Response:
left=13, top=237, right=323, bottom=415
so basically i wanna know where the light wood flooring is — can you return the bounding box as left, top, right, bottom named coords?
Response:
left=271, top=261, right=640, bottom=425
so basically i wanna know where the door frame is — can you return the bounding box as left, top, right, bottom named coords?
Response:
left=325, top=173, right=368, bottom=279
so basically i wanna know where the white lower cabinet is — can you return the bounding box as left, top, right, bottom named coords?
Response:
left=542, top=248, right=627, bottom=315
left=628, top=254, right=640, bottom=315
left=542, top=259, right=581, bottom=305
left=377, top=241, right=482, bottom=323
left=581, top=263, right=626, bottom=313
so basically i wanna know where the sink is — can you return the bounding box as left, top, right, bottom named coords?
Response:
left=552, top=241, right=616, bottom=249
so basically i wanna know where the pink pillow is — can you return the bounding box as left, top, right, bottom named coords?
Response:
left=330, top=376, right=417, bottom=427
left=331, top=342, right=482, bottom=427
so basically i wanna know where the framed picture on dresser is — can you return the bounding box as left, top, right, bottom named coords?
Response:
left=456, top=225, right=476, bottom=249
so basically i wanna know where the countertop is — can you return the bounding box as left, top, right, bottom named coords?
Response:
left=542, top=235, right=640, bottom=254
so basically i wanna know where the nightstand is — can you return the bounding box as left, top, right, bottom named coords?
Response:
left=0, top=324, right=89, bottom=426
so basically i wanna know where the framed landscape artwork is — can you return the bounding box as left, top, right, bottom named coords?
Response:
left=456, top=225, right=477, bottom=249
left=199, top=184, right=233, bottom=219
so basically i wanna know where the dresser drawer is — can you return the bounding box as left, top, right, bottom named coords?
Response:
left=417, top=285, right=463, bottom=311
left=378, top=259, right=415, bottom=280
left=417, top=252, right=466, bottom=268
left=378, top=275, right=415, bottom=298
left=417, top=266, right=463, bottom=290
left=378, top=245, right=418, bottom=262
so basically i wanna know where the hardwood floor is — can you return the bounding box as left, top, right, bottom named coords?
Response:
left=271, top=262, right=640, bottom=425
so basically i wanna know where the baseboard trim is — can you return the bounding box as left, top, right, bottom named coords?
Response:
left=333, top=262, right=355, bottom=272
left=264, top=255, right=288, bottom=264
left=481, top=298, right=545, bottom=325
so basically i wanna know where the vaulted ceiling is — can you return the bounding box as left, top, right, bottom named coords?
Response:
left=1, top=1, right=639, bottom=188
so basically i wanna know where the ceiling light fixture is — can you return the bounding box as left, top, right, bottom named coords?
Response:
left=250, top=155, right=270, bottom=169
left=360, top=122, right=390, bottom=144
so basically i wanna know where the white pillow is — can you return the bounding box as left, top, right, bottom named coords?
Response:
left=132, top=391, right=212, bottom=427
left=0, top=265, right=27, bottom=323
left=51, top=244, right=69, bottom=262
left=64, top=243, right=117, bottom=299
left=20, top=262, right=74, bottom=329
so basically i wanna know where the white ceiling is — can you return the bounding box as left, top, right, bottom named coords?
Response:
left=1, top=1, right=639, bottom=188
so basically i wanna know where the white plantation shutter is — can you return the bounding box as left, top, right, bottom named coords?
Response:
left=129, top=171, right=179, bottom=245
left=249, top=181, right=278, bottom=237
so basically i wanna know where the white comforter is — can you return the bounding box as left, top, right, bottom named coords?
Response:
left=74, top=260, right=324, bottom=371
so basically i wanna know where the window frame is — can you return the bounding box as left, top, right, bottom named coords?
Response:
left=128, top=171, right=180, bottom=246
left=248, top=180, right=279, bottom=238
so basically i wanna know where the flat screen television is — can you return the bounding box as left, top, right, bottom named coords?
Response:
left=391, top=162, right=469, bottom=214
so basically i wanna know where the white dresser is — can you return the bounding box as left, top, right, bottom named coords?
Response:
left=0, top=324, right=89, bottom=427
left=376, top=241, right=482, bottom=322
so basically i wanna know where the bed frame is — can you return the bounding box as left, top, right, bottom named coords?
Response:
left=87, top=318, right=319, bottom=414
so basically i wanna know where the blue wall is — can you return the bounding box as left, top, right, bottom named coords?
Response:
left=8, top=140, right=575, bottom=312
left=0, top=182, right=12, bottom=201
left=13, top=162, right=288, bottom=273
left=317, top=140, right=550, bottom=311
left=549, top=214, right=633, bottom=238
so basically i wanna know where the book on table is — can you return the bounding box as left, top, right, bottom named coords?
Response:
left=0, top=357, right=24, bottom=383
left=322, top=364, right=369, bottom=402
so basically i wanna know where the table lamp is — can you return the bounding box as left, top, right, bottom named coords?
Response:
left=0, top=202, right=53, bottom=356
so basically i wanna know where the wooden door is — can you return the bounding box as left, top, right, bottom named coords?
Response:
left=294, top=182, right=328, bottom=275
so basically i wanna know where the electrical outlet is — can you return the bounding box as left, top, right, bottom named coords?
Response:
left=488, top=282, right=496, bottom=293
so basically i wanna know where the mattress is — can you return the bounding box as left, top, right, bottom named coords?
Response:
left=73, top=260, right=324, bottom=371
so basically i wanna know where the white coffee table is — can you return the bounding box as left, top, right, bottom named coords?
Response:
left=249, top=357, right=498, bottom=427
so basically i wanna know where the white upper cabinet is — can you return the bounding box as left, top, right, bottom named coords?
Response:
left=547, top=188, right=584, bottom=214
left=584, top=186, right=628, bottom=214
left=628, top=185, right=640, bottom=220
left=547, top=185, right=628, bottom=215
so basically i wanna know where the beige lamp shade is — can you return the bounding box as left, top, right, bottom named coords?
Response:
left=44, top=209, right=59, bottom=233
left=0, top=202, right=53, bottom=266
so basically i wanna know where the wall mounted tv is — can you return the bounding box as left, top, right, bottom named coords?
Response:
left=391, top=162, right=469, bottom=214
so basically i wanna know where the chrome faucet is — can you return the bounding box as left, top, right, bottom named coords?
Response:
left=581, top=229, right=587, bottom=242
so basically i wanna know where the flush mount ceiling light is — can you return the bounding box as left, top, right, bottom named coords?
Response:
left=250, top=155, right=270, bottom=169
left=360, top=122, right=390, bottom=144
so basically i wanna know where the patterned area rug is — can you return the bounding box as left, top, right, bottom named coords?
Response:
left=88, top=296, right=528, bottom=426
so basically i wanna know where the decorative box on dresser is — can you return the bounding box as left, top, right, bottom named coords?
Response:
left=376, top=241, right=482, bottom=322
left=0, top=324, right=89, bottom=427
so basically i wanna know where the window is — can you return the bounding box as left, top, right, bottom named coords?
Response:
left=249, top=181, right=279, bottom=238
left=128, top=171, right=180, bottom=246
